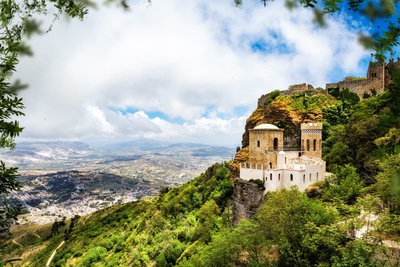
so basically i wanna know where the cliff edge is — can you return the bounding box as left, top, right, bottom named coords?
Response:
left=229, top=91, right=336, bottom=179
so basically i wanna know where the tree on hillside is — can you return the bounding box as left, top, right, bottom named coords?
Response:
left=0, top=1, right=133, bottom=239
left=0, top=90, right=24, bottom=232
left=0, top=0, right=91, bottom=244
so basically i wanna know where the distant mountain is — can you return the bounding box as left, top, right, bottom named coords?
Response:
left=191, top=146, right=234, bottom=157
left=0, top=140, right=234, bottom=167
left=101, top=140, right=235, bottom=157
left=100, top=139, right=169, bottom=152
left=0, top=141, right=96, bottom=165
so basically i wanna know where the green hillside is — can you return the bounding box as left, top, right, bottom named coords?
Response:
left=2, top=86, right=400, bottom=266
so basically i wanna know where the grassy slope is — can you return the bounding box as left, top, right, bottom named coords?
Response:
left=3, top=163, right=232, bottom=267
left=3, top=90, right=400, bottom=266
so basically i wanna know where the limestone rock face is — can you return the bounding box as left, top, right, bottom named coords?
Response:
left=238, top=92, right=334, bottom=158
left=232, top=178, right=264, bottom=224
left=229, top=147, right=249, bottom=179
left=241, top=98, right=304, bottom=149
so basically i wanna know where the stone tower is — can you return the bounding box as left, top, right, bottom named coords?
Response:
left=301, top=122, right=322, bottom=159
left=367, top=61, right=386, bottom=93
left=249, top=124, right=284, bottom=168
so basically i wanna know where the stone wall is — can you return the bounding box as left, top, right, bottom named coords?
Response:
left=326, top=58, right=400, bottom=98
left=232, top=178, right=264, bottom=224
left=387, top=58, right=400, bottom=85
left=281, top=83, right=315, bottom=96
left=326, top=78, right=383, bottom=98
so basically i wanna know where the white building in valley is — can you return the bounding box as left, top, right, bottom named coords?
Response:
left=240, top=122, right=326, bottom=193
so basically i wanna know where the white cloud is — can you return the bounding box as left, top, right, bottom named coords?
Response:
left=15, top=0, right=370, bottom=146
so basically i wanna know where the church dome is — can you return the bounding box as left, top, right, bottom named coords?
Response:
left=254, top=123, right=279, bottom=130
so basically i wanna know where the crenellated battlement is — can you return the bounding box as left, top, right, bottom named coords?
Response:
left=301, top=122, right=322, bottom=131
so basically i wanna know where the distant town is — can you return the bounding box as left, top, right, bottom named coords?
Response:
left=4, top=141, right=233, bottom=225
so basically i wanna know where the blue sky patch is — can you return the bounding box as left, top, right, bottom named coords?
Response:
left=234, top=106, right=250, bottom=117
left=251, top=39, right=269, bottom=53
left=249, top=31, right=293, bottom=55
left=146, top=111, right=186, bottom=125
left=110, top=107, right=186, bottom=125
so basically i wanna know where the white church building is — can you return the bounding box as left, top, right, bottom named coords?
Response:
left=240, top=122, right=326, bottom=193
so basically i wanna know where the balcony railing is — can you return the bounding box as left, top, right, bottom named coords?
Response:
left=265, top=146, right=304, bottom=152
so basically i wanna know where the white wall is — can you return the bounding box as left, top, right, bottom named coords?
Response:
left=263, top=169, right=283, bottom=192
left=241, top=163, right=325, bottom=192
left=240, top=167, right=264, bottom=181
left=263, top=164, right=324, bottom=192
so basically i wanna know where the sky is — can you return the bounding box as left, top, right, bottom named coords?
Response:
left=15, top=0, right=373, bottom=147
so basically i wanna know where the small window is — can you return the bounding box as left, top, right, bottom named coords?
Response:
left=270, top=173, right=273, bottom=181
left=307, top=139, right=310, bottom=151
left=278, top=174, right=281, bottom=181
left=257, top=140, right=260, bottom=147
left=313, top=139, right=317, bottom=151
left=285, top=157, right=287, bottom=164
left=269, top=162, right=272, bottom=169
left=317, top=172, right=319, bottom=181
left=309, top=173, right=312, bottom=181
left=303, top=174, right=305, bottom=182
left=290, top=174, right=293, bottom=181
left=274, top=138, right=279, bottom=150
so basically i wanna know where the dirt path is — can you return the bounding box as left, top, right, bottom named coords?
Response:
left=45, top=240, right=65, bottom=267
left=356, top=211, right=400, bottom=249
left=12, top=239, right=23, bottom=248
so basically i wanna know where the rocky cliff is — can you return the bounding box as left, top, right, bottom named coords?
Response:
left=232, top=178, right=265, bottom=223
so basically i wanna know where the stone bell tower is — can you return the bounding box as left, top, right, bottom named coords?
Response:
left=301, top=122, right=322, bottom=159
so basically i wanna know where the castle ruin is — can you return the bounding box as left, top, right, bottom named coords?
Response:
left=257, top=59, right=400, bottom=107
left=281, top=83, right=316, bottom=96
left=326, top=58, right=400, bottom=98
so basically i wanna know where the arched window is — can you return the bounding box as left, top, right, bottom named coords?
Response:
left=278, top=174, right=281, bottom=181
left=313, top=139, right=317, bottom=151
left=257, top=140, right=260, bottom=147
left=270, top=173, right=273, bottom=181
left=269, top=162, right=272, bottom=169
left=285, top=157, right=287, bottom=164
left=309, top=173, right=312, bottom=181
left=307, top=139, right=310, bottom=151
left=301, top=139, right=304, bottom=150
left=290, top=174, right=293, bottom=181
left=274, top=138, right=279, bottom=150
left=317, top=172, right=319, bottom=181
left=303, top=174, right=305, bottom=182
